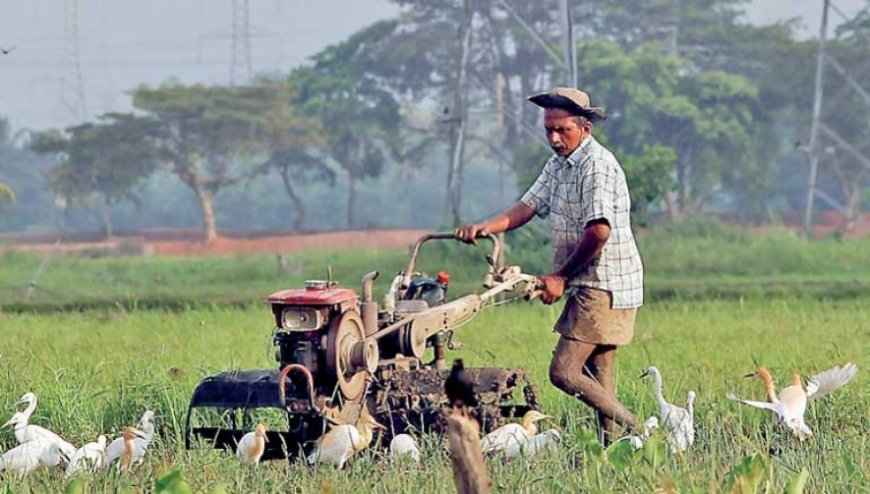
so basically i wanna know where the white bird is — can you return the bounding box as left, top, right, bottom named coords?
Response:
left=640, top=366, right=695, bottom=453
left=115, top=427, right=148, bottom=473
left=104, top=410, right=154, bottom=467
left=728, top=362, right=858, bottom=441
left=502, top=428, right=561, bottom=459
left=65, top=435, right=107, bottom=477
left=236, top=423, right=268, bottom=465
left=481, top=410, right=550, bottom=455
left=628, top=416, right=660, bottom=451
left=307, top=410, right=385, bottom=469
left=389, top=433, right=421, bottom=463
left=4, top=392, right=77, bottom=460
left=0, top=441, right=64, bottom=480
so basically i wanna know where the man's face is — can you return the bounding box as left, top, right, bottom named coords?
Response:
left=543, top=107, right=592, bottom=156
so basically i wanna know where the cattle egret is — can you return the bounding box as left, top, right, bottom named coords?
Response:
left=502, top=428, right=561, bottom=459
left=729, top=362, right=858, bottom=441
left=105, top=410, right=155, bottom=467
left=307, top=410, right=385, bottom=468
left=640, top=367, right=695, bottom=453
left=236, top=423, right=268, bottom=465
left=65, top=435, right=107, bottom=477
left=389, top=434, right=421, bottom=463
left=481, top=410, right=550, bottom=455
left=3, top=406, right=77, bottom=461
left=0, top=441, right=64, bottom=480
left=117, top=427, right=147, bottom=473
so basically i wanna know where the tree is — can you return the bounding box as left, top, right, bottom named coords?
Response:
left=289, top=22, right=402, bottom=229
left=568, top=40, right=769, bottom=219
left=132, top=82, right=316, bottom=243
left=30, top=113, right=160, bottom=237
left=254, top=147, right=334, bottom=231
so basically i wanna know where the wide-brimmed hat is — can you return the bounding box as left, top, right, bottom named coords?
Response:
left=527, top=87, right=606, bottom=122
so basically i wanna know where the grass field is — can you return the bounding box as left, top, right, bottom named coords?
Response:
left=2, top=223, right=870, bottom=311
left=1, top=225, right=868, bottom=492
left=0, top=297, right=867, bottom=492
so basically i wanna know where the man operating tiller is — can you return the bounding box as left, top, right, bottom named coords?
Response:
left=455, top=87, right=645, bottom=445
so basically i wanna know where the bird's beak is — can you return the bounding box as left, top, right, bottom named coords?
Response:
left=639, top=370, right=649, bottom=379
left=14, top=398, right=27, bottom=406
left=1, top=418, right=13, bottom=428
left=373, top=422, right=387, bottom=430
left=743, top=372, right=755, bottom=378
left=133, top=429, right=147, bottom=440
left=263, top=434, right=269, bottom=443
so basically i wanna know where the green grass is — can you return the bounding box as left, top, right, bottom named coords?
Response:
left=2, top=228, right=870, bottom=312
left=0, top=297, right=867, bottom=492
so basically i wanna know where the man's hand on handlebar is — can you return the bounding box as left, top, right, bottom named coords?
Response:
left=538, top=274, right=566, bottom=305
left=454, top=224, right=487, bottom=245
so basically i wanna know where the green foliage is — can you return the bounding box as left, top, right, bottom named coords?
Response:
left=63, top=476, right=87, bottom=494
left=642, top=436, right=668, bottom=469
left=30, top=113, right=162, bottom=236
left=605, top=438, right=635, bottom=469
left=155, top=469, right=194, bottom=494
left=785, top=468, right=809, bottom=494
left=130, top=82, right=317, bottom=242
left=725, top=453, right=769, bottom=494
left=287, top=21, right=403, bottom=228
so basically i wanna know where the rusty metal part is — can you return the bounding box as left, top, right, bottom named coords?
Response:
left=360, top=271, right=379, bottom=336
left=401, top=233, right=501, bottom=294
left=368, top=367, right=540, bottom=440
left=278, top=363, right=318, bottom=412
left=325, top=310, right=372, bottom=400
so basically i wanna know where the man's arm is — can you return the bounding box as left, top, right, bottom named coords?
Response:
left=454, top=202, right=536, bottom=245
left=554, top=220, right=610, bottom=278
left=538, top=220, right=610, bottom=304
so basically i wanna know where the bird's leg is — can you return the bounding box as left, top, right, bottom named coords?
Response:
left=550, top=337, right=639, bottom=438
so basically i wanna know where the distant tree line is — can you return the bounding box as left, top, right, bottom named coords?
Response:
left=1, top=0, right=868, bottom=242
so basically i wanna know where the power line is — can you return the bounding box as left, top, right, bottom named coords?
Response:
left=59, top=0, right=87, bottom=122
left=804, top=0, right=870, bottom=235
left=230, top=0, right=252, bottom=86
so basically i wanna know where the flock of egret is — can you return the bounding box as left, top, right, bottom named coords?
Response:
left=0, top=392, right=153, bottom=480
left=0, top=360, right=858, bottom=480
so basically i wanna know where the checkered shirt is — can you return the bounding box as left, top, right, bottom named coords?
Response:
left=520, top=136, right=644, bottom=309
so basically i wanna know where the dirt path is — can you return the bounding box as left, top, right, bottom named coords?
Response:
left=0, top=229, right=434, bottom=257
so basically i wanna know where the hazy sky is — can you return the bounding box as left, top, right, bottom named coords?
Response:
left=0, top=0, right=865, bottom=132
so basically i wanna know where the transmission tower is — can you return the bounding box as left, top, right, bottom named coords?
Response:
left=229, top=0, right=252, bottom=86
left=60, top=0, right=87, bottom=121
left=803, top=0, right=870, bottom=235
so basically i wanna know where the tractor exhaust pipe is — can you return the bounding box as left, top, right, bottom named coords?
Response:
left=361, top=271, right=379, bottom=336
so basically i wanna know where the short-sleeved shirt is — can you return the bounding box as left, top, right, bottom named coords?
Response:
left=520, top=136, right=644, bottom=309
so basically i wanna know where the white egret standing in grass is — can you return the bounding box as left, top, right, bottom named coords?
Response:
left=728, top=362, right=858, bottom=441
left=3, top=393, right=77, bottom=461
left=117, top=427, right=148, bottom=473
left=501, top=428, right=561, bottom=460
left=480, top=410, right=551, bottom=455
left=236, top=423, right=268, bottom=465
left=639, top=367, right=695, bottom=453
left=389, top=434, right=421, bottom=463
left=105, top=410, right=154, bottom=467
left=0, top=441, right=64, bottom=480
left=65, top=435, right=107, bottom=477
left=307, top=410, right=386, bottom=469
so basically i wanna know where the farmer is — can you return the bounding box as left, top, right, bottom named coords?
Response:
left=455, top=87, right=644, bottom=444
